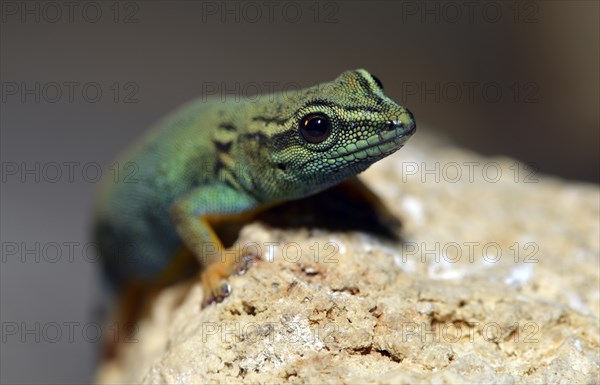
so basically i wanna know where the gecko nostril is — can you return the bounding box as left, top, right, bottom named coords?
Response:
left=383, top=120, right=399, bottom=132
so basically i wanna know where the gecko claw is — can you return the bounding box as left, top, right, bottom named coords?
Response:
left=235, top=254, right=259, bottom=275
left=218, top=282, right=232, bottom=297
left=201, top=282, right=232, bottom=308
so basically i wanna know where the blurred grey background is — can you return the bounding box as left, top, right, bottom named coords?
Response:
left=1, top=1, right=598, bottom=384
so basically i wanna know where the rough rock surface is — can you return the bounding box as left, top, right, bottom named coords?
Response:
left=96, top=130, right=600, bottom=384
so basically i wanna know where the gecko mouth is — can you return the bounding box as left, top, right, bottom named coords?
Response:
left=331, top=122, right=416, bottom=160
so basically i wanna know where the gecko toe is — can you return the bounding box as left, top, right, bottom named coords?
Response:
left=235, top=254, right=259, bottom=276
left=201, top=282, right=231, bottom=308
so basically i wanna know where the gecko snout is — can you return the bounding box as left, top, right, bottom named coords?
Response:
left=380, top=116, right=416, bottom=137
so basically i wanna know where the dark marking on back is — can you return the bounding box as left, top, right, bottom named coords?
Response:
left=214, top=140, right=233, bottom=153
left=251, top=116, right=289, bottom=126
left=218, top=123, right=237, bottom=131
left=223, top=178, right=237, bottom=191
left=213, top=158, right=226, bottom=176
left=238, top=132, right=269, bottom=146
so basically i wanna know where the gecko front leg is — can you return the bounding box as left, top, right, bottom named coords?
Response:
left=170, top=184, right=260, bottom=307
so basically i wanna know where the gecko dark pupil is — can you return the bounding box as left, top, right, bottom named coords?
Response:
left=299, top=114, right=332, bottom=144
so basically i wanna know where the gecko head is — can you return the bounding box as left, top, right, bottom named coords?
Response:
left=244, top=69, right=416, bottom=201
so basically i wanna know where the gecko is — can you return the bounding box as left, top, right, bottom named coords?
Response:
left=93, top=69, right=416, bottom=307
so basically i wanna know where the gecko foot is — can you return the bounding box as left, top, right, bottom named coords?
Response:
left=200, top=251, right=258, bottom=308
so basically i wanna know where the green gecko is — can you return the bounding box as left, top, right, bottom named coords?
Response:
left=93, top=69, right=416, bottom=307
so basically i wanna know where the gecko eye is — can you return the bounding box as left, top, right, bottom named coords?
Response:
left=299, top=113, right=332, bottom=144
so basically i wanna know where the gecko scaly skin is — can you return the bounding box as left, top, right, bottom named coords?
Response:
left=93, top=69, right=416, bottom=306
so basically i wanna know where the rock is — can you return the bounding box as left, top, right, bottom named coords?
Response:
left=96, top=130, right=600, bottom=384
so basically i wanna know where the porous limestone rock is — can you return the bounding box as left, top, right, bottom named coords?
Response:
left=96, top=130, right=600, bottom=384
